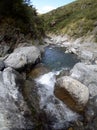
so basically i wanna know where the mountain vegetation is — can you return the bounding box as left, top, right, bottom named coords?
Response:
left=0, top=0, right=45, bottom=44
left=42, top=0, right=97, bottom=40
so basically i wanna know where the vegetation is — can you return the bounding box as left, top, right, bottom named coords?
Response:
left=0, top=0, right=45, bottom=40
left=42, top=0, right=97, bottom=39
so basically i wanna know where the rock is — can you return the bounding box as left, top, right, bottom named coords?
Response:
left=27, top=63, right=49, bottom=79
left=0, top=44, right=10, bottom=57
left=0, top=67, right=33, bottom=129
left=65, top=47, right=77, bottom=54
left=79, top=50, right=93, bottom=63
left=95, top=60, right=97, bottom=64
left=85, top=95, right=97, bottom=121
left=0, top=60, right=5, bottom=71
left=73, top=95, right=97, bottom=130
left=4, top=46, right=41, bottom=69
left=54, top=76, right=89, bottom=112
left=70, top=63, right=97, bottom=98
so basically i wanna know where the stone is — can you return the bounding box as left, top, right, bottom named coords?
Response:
left=4, top=46, right=41, bottom=69
left=27, top=63, right=49, bottom=79
left=70, top=63, right=97, bottom=98
left=79, top=50, right=93, bottom=63
left=74, top=96, right=97, bottom=130
left=54, top=76, right=89, bottom=112
left=0, top=44, right=10, bottom=57
left=0, top=60, right=5, bottom=71
left=0, top=67, right=33, bottom=129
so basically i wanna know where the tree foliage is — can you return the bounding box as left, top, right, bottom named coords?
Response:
left=0, top=0, right=45, bottom=38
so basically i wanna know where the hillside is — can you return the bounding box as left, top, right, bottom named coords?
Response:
left=0, top=0, right=45, bottom=47
left=42, top=0, right=97, bottom=40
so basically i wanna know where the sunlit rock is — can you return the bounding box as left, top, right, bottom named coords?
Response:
left=70, top=62, right=97, bottom=98
left=54, top=76, right=89, bottom=112
left=4, top=46, right=41, bottom=69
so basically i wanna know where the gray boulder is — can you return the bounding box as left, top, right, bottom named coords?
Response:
left=79, top=50, right=93, bottom=63
left=0, top=67, right=33, bottom=130
left=54, top=76, right=89, bottom=112
left=4, top=46, right=41, bottom=69
left=70, top=62, right=97, bottom=98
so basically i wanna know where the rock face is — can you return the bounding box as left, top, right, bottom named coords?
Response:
left=54, top=76, right=89, bottom=112
left=0, top=67, right=33, bottom=130
left=70, top=62, right=97, bottom=98
left=4, top=46, right=41, bottom=69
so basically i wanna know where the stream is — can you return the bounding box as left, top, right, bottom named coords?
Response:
left=41, top=45, right=79, bottom=71
left=32, top=46, right=81, bottom=129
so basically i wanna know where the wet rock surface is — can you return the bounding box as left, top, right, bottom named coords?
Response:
left=27, top=63, right=49, bottom=79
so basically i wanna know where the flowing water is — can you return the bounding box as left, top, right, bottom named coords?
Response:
left=34, top=46, right=81, bottom=129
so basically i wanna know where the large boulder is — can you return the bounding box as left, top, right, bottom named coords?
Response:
left=4, top=46, right=41, bottom=69
left=54, top=76, right=89, bottom=112
left=70, top=63, right=97, bottom=98
left=0, top=67, right=33, bottom=130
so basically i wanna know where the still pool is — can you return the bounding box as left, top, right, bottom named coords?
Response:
left=42, top=46, right=80, bottom=70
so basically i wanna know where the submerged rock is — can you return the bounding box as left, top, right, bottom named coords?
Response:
left=0, top=67, right=34, bottom=130
left=70, top=62, right=97, bottom=98
left=54, top=76, right=89, bottom=112
left=4, top=46, right=41, bottom=69
left=27, top=63, right=49, bottom=79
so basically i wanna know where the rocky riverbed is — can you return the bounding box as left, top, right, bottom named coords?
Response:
left=0, top=35, right=97, bottom=130
left=44, top=35, right=97, bottom=129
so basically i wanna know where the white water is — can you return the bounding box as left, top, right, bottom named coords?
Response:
left=35, top=71, right=80, bottom=129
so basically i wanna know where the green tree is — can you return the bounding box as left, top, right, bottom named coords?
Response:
left=0, top=0, right=45, bottom=38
